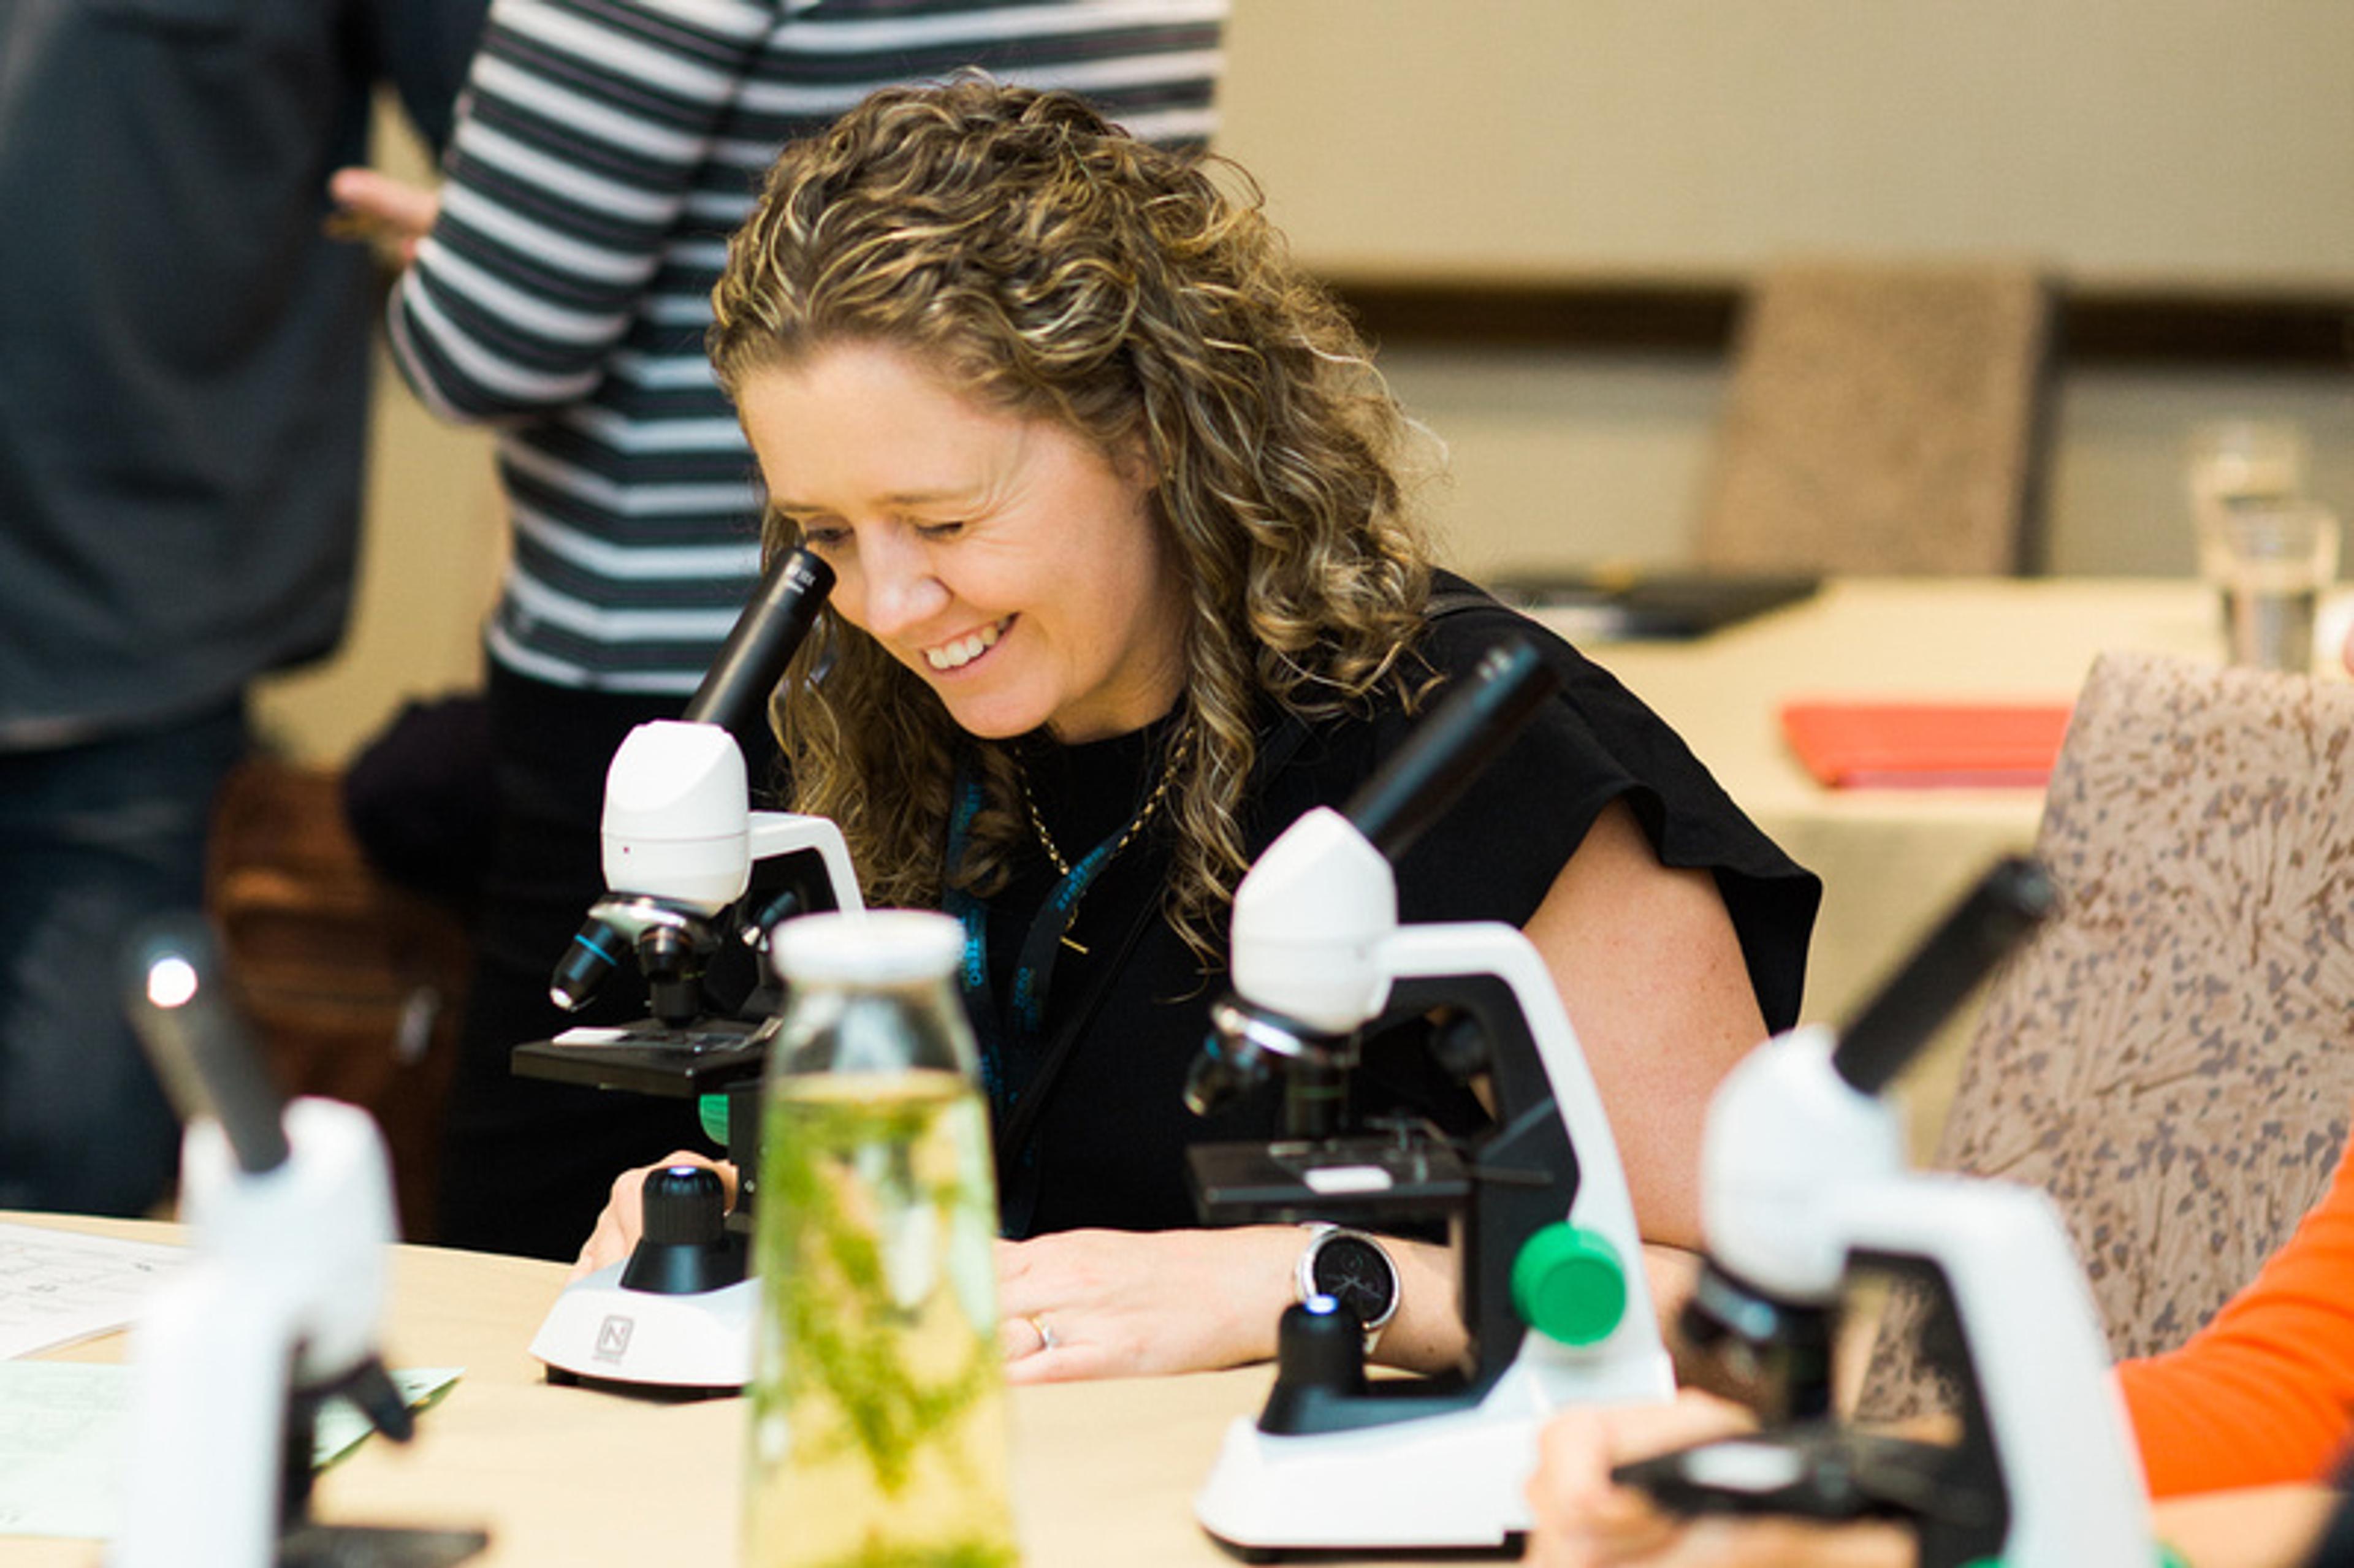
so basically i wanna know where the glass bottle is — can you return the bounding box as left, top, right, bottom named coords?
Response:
left=743, top=910, right=1018, bottom=1568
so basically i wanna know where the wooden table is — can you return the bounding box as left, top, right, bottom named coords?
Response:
left=1, top=1213, right=1306, bottom=1568
left=1545, top=577, right=2253, bottom=1149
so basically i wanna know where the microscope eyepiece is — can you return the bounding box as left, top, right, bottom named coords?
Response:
left=1341, top=636, right=1560, bottom=863
left=682, top=546, right=834, bottom=750
left=1831, top=854, right=2055, bottom=1098
left=121, top=913, right=291, bottom=1176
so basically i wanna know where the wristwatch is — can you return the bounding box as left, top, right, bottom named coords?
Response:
left=1295, top=1223, right=1401, bottom=1353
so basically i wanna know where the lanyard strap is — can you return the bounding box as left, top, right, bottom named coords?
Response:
left=945, top=764, right=1135, bottom=1123
left=945, top=712, right=1320, bottom=1181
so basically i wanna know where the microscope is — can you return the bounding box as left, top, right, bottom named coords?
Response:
left=118, top=914, right=486, bottom=1568
left=1617, top=858, right=2160, bottom=1568
left=516, top=544, right=865, bottom=1391
left=521, top=544, right=860, bottom=1077
left=1183, top=638, right=1675, bottom=1556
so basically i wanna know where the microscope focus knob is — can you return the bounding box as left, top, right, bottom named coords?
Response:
left=1278, top=1297, right=1368, bottom=1392
left=1512, top=1223, right=1628, bottom=1347
left=620, top=1165, right=745, bottom=1295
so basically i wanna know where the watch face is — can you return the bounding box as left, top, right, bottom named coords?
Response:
left=1310, top=1234, right=1396, bottom=1327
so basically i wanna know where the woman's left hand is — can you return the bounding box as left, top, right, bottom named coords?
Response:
left=994, top=1225, right=1302, bottom=1382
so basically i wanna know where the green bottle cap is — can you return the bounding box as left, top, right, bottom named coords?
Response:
left=1510, top=1222, right=1628, bottom=1346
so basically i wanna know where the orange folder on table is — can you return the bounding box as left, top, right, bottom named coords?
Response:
left=1779, top=699, right=2075, bottom=789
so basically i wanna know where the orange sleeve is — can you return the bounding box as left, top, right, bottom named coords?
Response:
left=2116, top=1134, right=2354, bottom=1498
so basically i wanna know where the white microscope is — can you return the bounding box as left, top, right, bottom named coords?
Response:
left=1183, top=638, right=1675, bottom=1556
left=534, top=544, right=861, bottom=1049
left=119, top=914, right=486, bottom=1568
left=1618, top=858, right=2160, bottom=1568
left=516, top=545, right=866, bottom=1393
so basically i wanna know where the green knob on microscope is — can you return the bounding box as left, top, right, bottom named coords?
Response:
left=1511, top=1222, right=1628, bottom=1346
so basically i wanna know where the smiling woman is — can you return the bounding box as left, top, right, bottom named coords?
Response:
left=583, top=77, right=1822, bottom=1386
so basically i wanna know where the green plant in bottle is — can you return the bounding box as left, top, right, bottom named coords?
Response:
left=744, top=910, right=1019, bottom=1568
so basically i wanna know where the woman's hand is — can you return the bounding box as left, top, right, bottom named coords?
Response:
left=1525, top=1391, right=1915, bottom=1568
left=994, top=1224, right=1473, bottom=1383
left=576, top=1179, right=1469, bottom=1384
left=570, top=1151, right=737, bottom=1281
left=574, top=1174, right=1331, bottom=1381
left=992, top=1225, right=1303, bottom=1382
left=324, top=167, right=441, bottom=264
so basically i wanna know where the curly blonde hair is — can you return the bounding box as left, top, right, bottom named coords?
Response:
left=709, top=77, right=1432, bottom=961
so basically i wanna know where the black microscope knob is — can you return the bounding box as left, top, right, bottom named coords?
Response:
left=620, top=1165, right=742, bottom=1294
left=1275, top=1297, right=1367, bottom=1395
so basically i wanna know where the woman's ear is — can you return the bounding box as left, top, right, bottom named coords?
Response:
left=1114, top=432, right=1160, bottom=492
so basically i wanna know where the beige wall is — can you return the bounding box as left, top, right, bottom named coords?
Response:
left=1216, top=0, right=2354, bottom=278
left=1210, top=1, right=2354, bottom=584
left=260, top=2, right=2354, bottom=762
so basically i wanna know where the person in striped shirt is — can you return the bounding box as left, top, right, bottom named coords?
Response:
left=333, top=0, right=1230, bottom=1258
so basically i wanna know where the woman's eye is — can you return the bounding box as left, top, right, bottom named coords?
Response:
left=799, top=525, right=850, bottom=550
left=916, top=520, right=966, bottom=541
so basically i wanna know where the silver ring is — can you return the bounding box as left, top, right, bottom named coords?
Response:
left=1029, top=1314, right=1059, bottom=1352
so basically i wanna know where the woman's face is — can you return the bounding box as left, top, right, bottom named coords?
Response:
left=736, top=341, right=1189, bottom=744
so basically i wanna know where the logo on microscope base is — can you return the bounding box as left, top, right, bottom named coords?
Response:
left=594, top=1314, right=635, bottom=1363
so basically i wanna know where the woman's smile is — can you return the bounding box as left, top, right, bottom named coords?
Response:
left=921, top=615, right=1014, bottom=673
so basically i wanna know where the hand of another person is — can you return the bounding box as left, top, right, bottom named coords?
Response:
left=570, top=1151, right=737, bottom=1281
left=324, top=167, right=441, bottom=264
left=994, top=1225, right=1304, bottom=1383
left=1525, top=1391, right=1916, bottom=1568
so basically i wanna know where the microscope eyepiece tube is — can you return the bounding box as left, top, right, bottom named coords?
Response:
left=1340, top=636, right=1560, bottom=864
left=1830, top=854, right=2055, bottom=1098
left=121, top=913, right=291, bottom=1176
left=682, top=546, right=834, bottom=745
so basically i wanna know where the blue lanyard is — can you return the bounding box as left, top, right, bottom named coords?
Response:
left=942, top=756, right=1136, bottom=1130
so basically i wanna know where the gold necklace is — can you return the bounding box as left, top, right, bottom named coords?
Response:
left=1018, top=725, right=1192, bottom=880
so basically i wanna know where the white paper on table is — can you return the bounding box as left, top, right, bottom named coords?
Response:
left=0, top=1363, right=462, bottom=1540
left=0, top=1222, right=186, bottom=1360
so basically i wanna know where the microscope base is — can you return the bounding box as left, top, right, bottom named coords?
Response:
left=530, top=1266, right=754, bottom=1393
left=1194, top=1351, right=1674, bottom=1555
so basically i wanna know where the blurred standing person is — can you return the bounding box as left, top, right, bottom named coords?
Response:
left=0, top=0, right=489, bottom=1216
left=331, top=0, right=1230, bottom=1258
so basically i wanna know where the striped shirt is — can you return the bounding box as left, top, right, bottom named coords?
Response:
left=388, top=0, right=1227, bottom=693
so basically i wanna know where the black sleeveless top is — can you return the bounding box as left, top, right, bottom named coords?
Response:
left=971, top=572, right=1820, bottom=1237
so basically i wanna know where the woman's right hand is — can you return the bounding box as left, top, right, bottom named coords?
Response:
left=571, top=1151, right=738, bottom=1281
left=1525, top=1391, right=1915, bottom=1568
